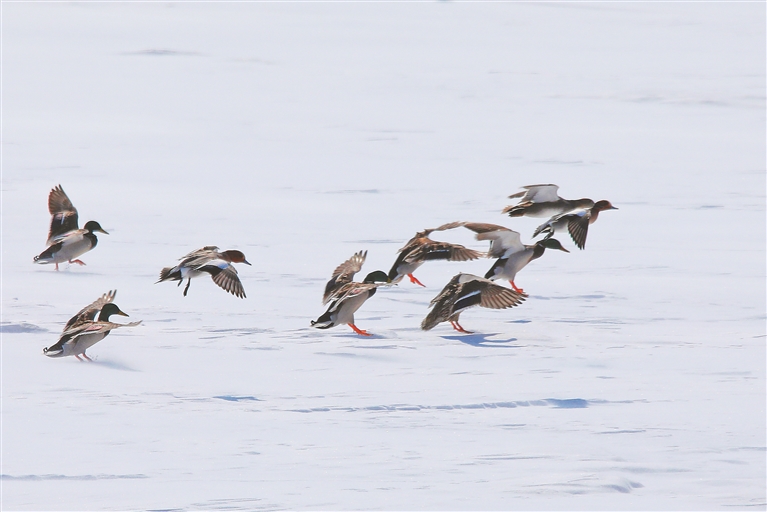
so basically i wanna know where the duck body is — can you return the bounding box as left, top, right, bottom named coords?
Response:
left=157, top=246, right=251, bottom=298
left=34, top=221, right=108, bottom=269
left=503, top=184, right=594, bottom=218
left=43, top=291, right=141, bottom=361
left=388, top=222, right=483, bottom=287
left=313, top=251, right=390, bottom=336
left=533, top=200, right=618, bottom=250
left=421, top=273, right=526, bottom=333
left=463, top=223, right=569, bottom=293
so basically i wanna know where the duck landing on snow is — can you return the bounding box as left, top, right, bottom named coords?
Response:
left=33, top=185, right=108, bottom=271
left=43, top=290, right=141, bottom=361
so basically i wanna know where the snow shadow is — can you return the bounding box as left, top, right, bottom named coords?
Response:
left=0, top=322, right=47, bottom=333
left=441, top=333, right=522, bottom=347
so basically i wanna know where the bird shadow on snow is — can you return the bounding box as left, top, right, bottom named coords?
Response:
left=86, top=358, right=139, bottom=372
left=441, top=333, right=522, bottom=348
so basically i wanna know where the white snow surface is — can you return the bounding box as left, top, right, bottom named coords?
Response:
left=2, top=3, right=765, bottom=510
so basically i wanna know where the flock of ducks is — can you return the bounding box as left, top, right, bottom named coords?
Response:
left=311, top=184, right=617, bottom=336
left=34, top=183, right=616, bottom=360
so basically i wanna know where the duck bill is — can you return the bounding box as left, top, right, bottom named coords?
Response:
left=96, top=228, right=110, bottom=235
left=243, top=259, right=252, bottom=266
left=115, top=309, right=129, bottom=317
left=559, top=247, right=570, bottom=253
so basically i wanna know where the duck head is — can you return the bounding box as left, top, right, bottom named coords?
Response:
left=84, top=220, right=109, bottom=235
left=363, top=270, right=391, bottom=284
left=221, top=250, right=251, bottom=265
left=98, top=303, right=129, bottom=321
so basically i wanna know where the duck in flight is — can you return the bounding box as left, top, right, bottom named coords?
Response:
left=388, top=222, right=483, bottom=287
left=462, top=222, right=569, bottom=294
left=157, top=246, right=251, bottom=298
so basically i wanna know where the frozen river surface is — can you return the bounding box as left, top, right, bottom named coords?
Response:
left=2, top=2, right=765, bottom=510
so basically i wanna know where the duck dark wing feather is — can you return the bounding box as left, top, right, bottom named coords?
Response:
left=567, top=214, right=590, bottom=250
left=47, top=185, right=79, bottom=243
left=324, top=250, right=367, bottom=304
left=64, top=290, right=117, bottom=331
left=201, top=264, right=246, bottom=298
left=478, top=282, right=527, bottom=309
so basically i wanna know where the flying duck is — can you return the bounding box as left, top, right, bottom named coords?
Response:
left=388, top=222, right=483, bottom=287
left=502, top=184, right=595, bottom=218
left=157, top=246, right=251, bottom=298
left=533, top=200, right=618, bottom=250
left=463, top=222, right=569, bottom=294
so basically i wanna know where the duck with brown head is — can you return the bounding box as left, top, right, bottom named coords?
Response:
left=157, top=246, right=252, bottom=298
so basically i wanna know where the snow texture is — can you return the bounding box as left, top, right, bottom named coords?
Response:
left=2, top=2, right=765, bottom=510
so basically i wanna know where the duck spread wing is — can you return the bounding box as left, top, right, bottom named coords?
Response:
left=464, top=223, right=523, bottom=258
left=47, top=185, right=79, bottom=244
left=200, top=262, right=246, bottom=298
left=411, top=241, right=483, bottom=263
left=63, top=290, right=117, bottom=332
left=323, top=250, right=367, bottom=304
left=509, top=184, right=560, bottom=203
left=567, top=212, right=591, bottom=250
left=478, top=281, right=527, bottom=309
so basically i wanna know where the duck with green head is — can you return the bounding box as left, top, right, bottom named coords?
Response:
left=463, top=222, right=569, bottom=294
left=313, top=251, right=390, bottom=336
left=44, top=290, right=141, bottom=361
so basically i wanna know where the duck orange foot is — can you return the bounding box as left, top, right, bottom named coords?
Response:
left=408, top=274, right=426, bottom=287
left=349, top=323, right=372, bottom=337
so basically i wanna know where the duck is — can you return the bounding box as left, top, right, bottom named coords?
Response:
left=533, top=200, right=618, bottom=250
left=502, top=184, right=595, bottom=218
left=157, top=246, right=251, bottom=298
left=421, top=273, right=526, bottom=333
left=43, top=290, right=141, bottom=361
left=388, top=221, right=484, bottom=287
left=463, top=222, right=569, bottom=294
left=33, top=185, right=108, bottom=270
left=312, top=251, right=390, bottom=336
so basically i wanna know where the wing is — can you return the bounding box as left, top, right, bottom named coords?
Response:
left=326, top=282, right=377, bottom=313
left=323, top=250, right=367, bottom=304
left=477, top=280, right=527, bottom=309
left=428, top=274, right=462, bottom=307
left=63, top=290, right=117, bottom=332
left=463, top=223, right=523, bottom=258
left=508, top=184, right=560, bottom=203
left=47, top=185, right=79, bottom=244
left=201, top=263, right=246, bottom=298
left=567, top=212, right=591, bottom=250
left=409, top=241, right=483, bottom=263
left=180, top=246, right=221, bottom=268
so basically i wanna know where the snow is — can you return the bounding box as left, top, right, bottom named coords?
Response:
left=2, top=2, right=765, bottom=510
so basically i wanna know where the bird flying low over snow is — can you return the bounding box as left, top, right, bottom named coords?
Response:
left=462, top=222, right=569, bottom=294
left=312, top=250, right=391, bottom=336
left=502, top=184, right=596, bottom=219
left=43, top=290, right=141, bottom=361
left=388, top=221, right=484, bottom=287
left=33, top=185, right=109, bottom=270
left=157, top=246, right=251, bottom=298
left=421, top=273, right=526, bottom=334
left=533, top=200, right=618, bottom=250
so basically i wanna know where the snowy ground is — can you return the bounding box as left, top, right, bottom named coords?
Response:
left=2, top=2, right=765, bottom=510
